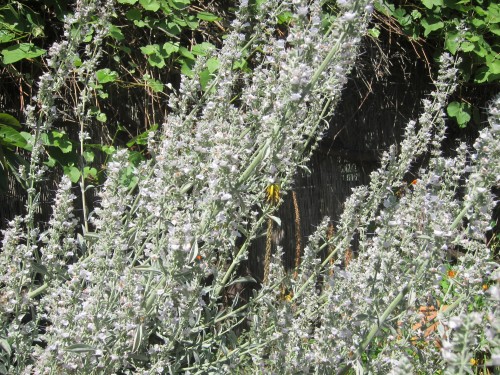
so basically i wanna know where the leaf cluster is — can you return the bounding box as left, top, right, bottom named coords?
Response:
left=374, top=0, right=499, bottom=128
left=0, top=0, right=227, bottom=192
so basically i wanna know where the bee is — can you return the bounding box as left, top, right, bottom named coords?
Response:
left=266, top=183, right=280, bottom=205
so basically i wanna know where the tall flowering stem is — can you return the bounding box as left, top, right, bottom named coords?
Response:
left=238, top=54, right=499, bottom=373
left=1, top=0, right=374, bottom=372
left=0, top=1, right=113, bottom=370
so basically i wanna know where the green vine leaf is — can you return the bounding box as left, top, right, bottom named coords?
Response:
left=125, top=8, right=142, bottom=21
left=96, top=68, right=118, bottom=84
left=191, top=42, right=215, bottom=56
left=179, top=46, right=195, bottom=60
left=63, top=165, right=81, bottom=183
left=447, top=101, right=472, bottom=128
left=0, top=113, right=21, bottom=128
left=109, top=24, right=125, bottom=41
left=139, top=0, right=161, bottom=12
left=143, top=74, right=164, bottom=92
left=422, top=0, right=443, bottom=10
left=162, top=42, right=179, bottom=56
left=96, top=112, right=108, bottom=123
left=140, top=44, right=159, bottom=55
left=444, top=31, right=460, bottom=54
left=1, top=43, right=46, bottom=64
left=43, top=131, right=73, bottom=153
left=206, top=57, right=219, bottom=73
left=420, top=17, right=444, bottom=37
left=0, top=125, right=27, bottom=149
left=196, top=11, right=220, bottom=22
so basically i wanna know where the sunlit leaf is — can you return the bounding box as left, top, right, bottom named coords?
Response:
left=96, top=68, right=118, bottom=84
left=1, top=43, right=46, bottom=64
left=447, top=101, right=471, bottom=128
left=63, top=165, right=81, bottom=183
left=139, top=0, right=160, bottom=11
left=0, top=125, right=27, bottom=149
left=109, top=24, right=125, bottom=40
left=196, top=11, right=220, bottom=22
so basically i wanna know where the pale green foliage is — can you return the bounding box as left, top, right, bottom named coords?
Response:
left=0, top=0, right=499, bottom=374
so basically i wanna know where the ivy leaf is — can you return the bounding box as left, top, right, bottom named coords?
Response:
left=83, top=150, right=95, bottom=163
left=101, top=145, right=116, bottom=155
left=0, top=31, right=15, bottom=44
left=368, top=27, right=380, bottom=39
left=421, top=0, right=443, bottom=9
left=179, top=46, right=195, bottom=60
left=166, top=21, right=182, bottom=35
left=139, top=0, right=160, bottom=11
left=1, top=43, right=46, bottom=64
left=487, top=59, right=500, bottom=75
left=125, top=9, right=142, bottom=21
left=140, top=44, right=159, bottom=55
left=474, top=63, right=500, bottom=84
left=96, top=112, right=107, bottom=123
left=96, top=68, right=118, bottom=84
left=140, top=45, right=166, bottom=67
left=63, top=165, right=81, bottom=183
left=199, top=69, right=212, bottom=91
left=486, top=3, right=500, bottom=23
left=196, top=11, right=220, bottom=22
left=147, top=54, right=165, bottom=68
left=206, top=57, right=219, bottom=73
left=445, top=31, right=460, bottom=54
left=411, top=9, right=422, bottom=20
left=169, top=0, right=191, bottom=9
left=421, top=17, right=444, bottom=37
left=41, top=131, right=73, bottom=153
left=185, top=16, right=199, bottom=30
left=44, top=155, right=56, bottom=167
left=143, top=75, right=164, bottom=92
left=191, top=42, right=215, bottom=56
left=460, top=41, right=475, bottom=53
left=180, top=59, right=194, bottom=77
left=109, top=24, right=125, bottom=41
left=447, top=101, right=471, bottom=128
left=117, top=0, right=138, bottom=3
left=277, top=11, right=293, bottom=24
left=162, top=42, right=179, bottom=56
left=148, top=79, right=163, bottom=92
left=83, top=167, right=97, bottom=180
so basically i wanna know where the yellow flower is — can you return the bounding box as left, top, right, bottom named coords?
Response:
left=469, top=357, right=477, bottom=366
left=266, top=183, right=280, bottom=205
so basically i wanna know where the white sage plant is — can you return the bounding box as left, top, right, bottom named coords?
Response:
left=0, top=0, right=114, bottom=372
left=1, top=0, right=372, bottom=373
left=237, top=57, right=499, bottom=374
left=1, top=0, right=498, bottom=374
